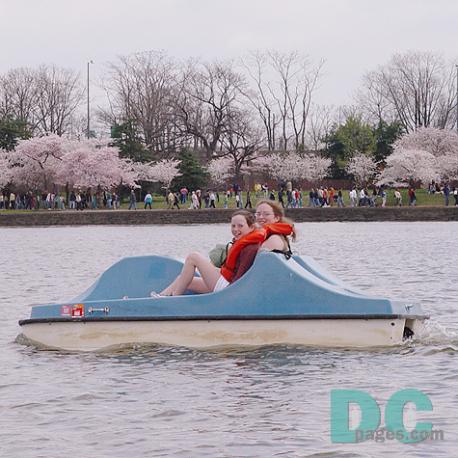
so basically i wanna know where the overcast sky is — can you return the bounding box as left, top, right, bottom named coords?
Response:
left=1, top=0, right=457, bottom=107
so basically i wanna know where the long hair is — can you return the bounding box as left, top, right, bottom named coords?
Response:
left=255, top=199, right=297, bottom=241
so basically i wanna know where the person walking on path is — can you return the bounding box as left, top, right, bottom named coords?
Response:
left=173, top=192, right=180, bottom=210
left=75, top=192, right=83, bottom=211
left=349, top=188, right=357, bottom=207
left=190, top=191, right=199, bottom=209
left=337, top=190, right=344, bottom=207
left=443, top=183, right=450, bottom=206
left=408, top=187, right=416, bottom=206
left=128, top=189, right=137, bottom=210
left=278, top=189, right=285, bottom=208
left=394, top=189, right=402, bottom=207
left=144, top=191, right=153, bottom=210
left=180, top=187, right=188, bottom=204
left=209, top=191, right=216, bottom=208
left=235, top=193, right=241, bottom=208
left=380, top=188, right=387, bottom=207
left=245, top=190, right=252, bottom=209
left=69, top=191, right=76, bottom=210
left=167, top=191, right=175, bottom=209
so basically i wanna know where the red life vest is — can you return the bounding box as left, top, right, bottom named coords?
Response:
left=220, top=222, right=294, bottom=282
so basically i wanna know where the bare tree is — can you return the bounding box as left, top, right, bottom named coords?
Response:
left=0, top=68, right=42, bottom=130
left=0, top=66, right=83, bottom=136
left=359, top=51, right=456, bottom=132
left=34, top=65, right=83, bottom=136
left=173, top=60, right=247, bottom=159
left=241, top=50, right=323, bottom=151
left=240, top=51, right=279, bottom=151
left=219, top=107, right=264, bottom=179
left=101, top=51, right=178, bottom=157
left=307, top=104, right=335, bottom=151
left=356, top=70, right=397, bottom=125
left=435, top=64, right=458, bottom=129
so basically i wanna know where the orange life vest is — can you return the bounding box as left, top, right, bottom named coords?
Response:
left=220, top=222, right=294, bottom=282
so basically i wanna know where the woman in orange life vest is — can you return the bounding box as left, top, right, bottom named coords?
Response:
left=254, top=200, right=296, bottom=254
left=157, top=210, right=258, bottom=296
left=154, top=205, right=295, bottom=297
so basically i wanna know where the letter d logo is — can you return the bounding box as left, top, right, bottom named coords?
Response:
left=331, top=390, right=380, bottom=443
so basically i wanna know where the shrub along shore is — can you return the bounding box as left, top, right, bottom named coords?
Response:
left=1, top=206, right=457, bottom=227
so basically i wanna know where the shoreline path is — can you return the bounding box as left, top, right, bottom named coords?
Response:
left=1, top=207, right=458, bottom=226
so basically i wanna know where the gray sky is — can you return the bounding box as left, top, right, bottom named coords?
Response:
left=1, top=0, right=457, bottom=106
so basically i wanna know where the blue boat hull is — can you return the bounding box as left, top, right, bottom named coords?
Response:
left=18, top=253, right=428, bottom=351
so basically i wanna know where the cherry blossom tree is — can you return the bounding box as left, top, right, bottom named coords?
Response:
left=55, top=141, right=137, bottom=189
left=346, top=153, right=378, bottom=185
left=207, top=156, right=233, bottom=183
left=437, top=154, right=458, bottom=181
left=253, top=152, right=306, bottom=181
left=6, top=135, right=137, bottom=191
left=253, top=152, right=331, bottom=183
left=378, top=149, right=437, bottom=186
left=9, top=134, right=68, bottom=190
left=308, top=154, right=332, bottom=182
left=380, top=127, right=458, bottom=184
left=395, top=127, right=458, bottom=157
left=134, top=158, right=181, bottom=189
left=0, top=149, right=13, bottom=188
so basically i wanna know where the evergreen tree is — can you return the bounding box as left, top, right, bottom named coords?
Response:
left=170, top=149, right=209, bottom=191
left=373, top=121, right=404, bottom=163
left=0, top=117, right=31, bottom=151
left=110, top=120, right=149, bottom=161
left=324, top=115, right=376, bottom=178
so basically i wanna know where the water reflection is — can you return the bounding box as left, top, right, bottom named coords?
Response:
left=1, top=222, right=457, bottom=456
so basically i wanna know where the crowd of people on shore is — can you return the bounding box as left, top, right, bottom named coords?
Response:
left=1, top=181, right=457, bottom=211
left=429, top=181, right=458, bottom=207
left=0, top=190, right=122, bottom=211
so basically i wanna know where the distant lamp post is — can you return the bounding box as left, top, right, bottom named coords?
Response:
left=87, top=60, right=94, bottom=138
left=456, top=64, right=458, bottom=134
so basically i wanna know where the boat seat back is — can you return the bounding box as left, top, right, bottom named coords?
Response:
left=71, top=256, right=184, bottom=301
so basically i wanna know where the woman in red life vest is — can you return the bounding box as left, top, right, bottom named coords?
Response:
left=254, top=200, right=296, bottom=254
left=157, top=210, right=258, bottom=296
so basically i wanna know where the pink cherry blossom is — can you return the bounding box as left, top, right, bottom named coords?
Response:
left=346, top=153, right=378, bottom=185
left=253, top=152, right=331, bottom=182
left=5, top=135, right=137, bottom=190
left=379, top=128, right=458, bottom=185
left=134, top=159, right=181, bottom=189
left=378, top=149, right=437, bottom=186
left=0, top=149, right=13, bottom=188
left=207, top=157, right=233, bottom=183
left=395, top=127, right=458, bottom=157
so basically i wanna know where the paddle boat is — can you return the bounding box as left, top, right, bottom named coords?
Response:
left=18, top=252, right=428, bottom=351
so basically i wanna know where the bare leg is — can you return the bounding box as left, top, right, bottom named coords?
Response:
left=160, top=252, right=221, bottom=296
left=188, top=277, right=210, bottom=294
left=160, top=276, right=182, bottom=296
left=160, top=276, right=208, bottom=296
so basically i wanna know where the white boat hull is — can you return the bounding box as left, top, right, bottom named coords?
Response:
left=19, top=317, right=423, bottom=352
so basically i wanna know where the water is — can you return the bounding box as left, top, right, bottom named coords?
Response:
left=1, top=222, right=457, bottom=457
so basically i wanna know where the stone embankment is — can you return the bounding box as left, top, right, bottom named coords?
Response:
left=1, top=207, right=457, bottom=227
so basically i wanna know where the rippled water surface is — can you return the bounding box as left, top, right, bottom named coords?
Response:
left=1, top=222, right=457, bottom=457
